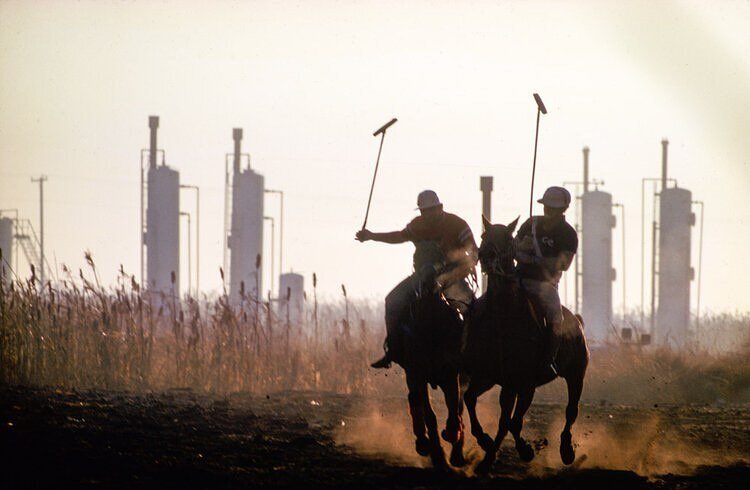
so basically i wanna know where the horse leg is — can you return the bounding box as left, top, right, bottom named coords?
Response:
left=406, top=374, right=430, bottom=457
left=422, top=388, right=448, bottom=469
left=476, top=387, right=515, bottom=475
left=508, top=387, right=536, bottom=462
left=440, top=376, right=466, bottom=467
left=449, top=397, right=467, bottom=468
left=463, top=378, right=494, bottom=452
left=560, top=371, right=584, bottom=465
left=441, top=375, right=462, bottom=443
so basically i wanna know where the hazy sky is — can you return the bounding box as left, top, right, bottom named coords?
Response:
left=1, top=0, right=749, bottom=315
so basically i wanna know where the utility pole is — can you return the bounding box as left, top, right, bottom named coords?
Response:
left=31, top=175, right=47, bottom=287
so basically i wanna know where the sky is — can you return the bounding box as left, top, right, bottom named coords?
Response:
left=1, top=0, right=749, bottom=316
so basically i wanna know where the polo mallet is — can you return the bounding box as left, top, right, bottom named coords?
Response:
left=361, top=117, right=398, bottom=230
left=529, top=93, right=547, bottom=220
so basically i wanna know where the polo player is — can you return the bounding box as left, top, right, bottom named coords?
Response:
left=514, top=186, right=578, bottom=377
left=356, top=190, right=478, bottom=369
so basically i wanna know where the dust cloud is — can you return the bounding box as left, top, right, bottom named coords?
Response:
left=334, top=399, right=427, bottom=468
left=528, top=411, right=748, bottom=479
left=335, top=378, right=749, bottom=479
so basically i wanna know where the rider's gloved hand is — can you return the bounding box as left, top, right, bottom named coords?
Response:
left=355, top=229, right=373, bottom=242
left=516, top=235, right=535, bottom=254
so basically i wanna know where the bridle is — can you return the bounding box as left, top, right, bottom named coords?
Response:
left=480, top=231, right=517, bottom=278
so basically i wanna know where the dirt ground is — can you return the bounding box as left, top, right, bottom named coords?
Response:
left=1, top=384, right=748, bottom=489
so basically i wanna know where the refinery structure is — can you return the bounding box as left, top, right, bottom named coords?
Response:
left=141, top=116, right=181, bottom=295
left=225, top=128, right=265, bottom=303
left=567, top=140, right=702, bottom=349
left=2, top=116, right=704, bottom=349
left=475, top=139, right=703, bottom=350
left=578, top=147, right=618, bottom=345
left=651, top=140, right=703, bottom=350
left=1, top=208, right=51, bottom=287
left=0, top=215, right=13, bottom=282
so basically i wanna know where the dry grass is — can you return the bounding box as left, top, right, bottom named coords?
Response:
left=1, top=258, right=748, bottom=404
left=0, top=258, right=395, bottom=395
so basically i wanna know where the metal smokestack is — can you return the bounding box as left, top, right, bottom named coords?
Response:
left=479, top=176, right=493, bottom=294
left=233, top=128, right=243, bottom=173
left=148, top=116, right=159, bottom=169
left=583, top=146, right=590, bottom=193
left=480, top=176, right=493, bottom=222
left=661, top=139, right=669, bottom=190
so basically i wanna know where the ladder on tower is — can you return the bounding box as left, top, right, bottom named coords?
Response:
left=222, top=161, right=235, bottom=289
left=14, top=219, right=51, bottom=279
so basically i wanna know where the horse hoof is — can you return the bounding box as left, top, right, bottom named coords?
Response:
left=450, top=450, right=467, bottom=468
left=560, top=444, right=575, bottom=465
left=432, top=456, right=449, bottom=471
left=431, top=448, right=449, bottom=470
left=477, top=433, right=494, bottom=452
left=415, top=437, right=431, bottom=457
left=476, top=458, right=493, bottom=476
left=517, top=441, right=535, bottom=462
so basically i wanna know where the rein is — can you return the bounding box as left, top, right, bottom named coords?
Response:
left=481, top=239, right=517, bottom=278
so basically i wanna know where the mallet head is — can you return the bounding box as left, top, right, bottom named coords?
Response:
left=533, top=93, right=547, bottom=114
left=373, top=118, right=398, bottom=136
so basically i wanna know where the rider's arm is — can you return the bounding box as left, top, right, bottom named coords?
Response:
left=531, top=251, right=574, bottom=272
left=355, top=229, right=409, bottom=244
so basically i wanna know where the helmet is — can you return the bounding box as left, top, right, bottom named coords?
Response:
left=537, top=186, right=571, bottom=209
left=416, top=190, right=442, bottom=210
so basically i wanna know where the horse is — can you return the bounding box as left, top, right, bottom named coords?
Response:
left=461, top=216, right=589, bottom=474
left=394, top=240, right=468, bottom=469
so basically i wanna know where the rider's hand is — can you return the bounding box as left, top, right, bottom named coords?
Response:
left=516, top=235, right=535, bottom=254
left=355, top=229, right=373, bottom=242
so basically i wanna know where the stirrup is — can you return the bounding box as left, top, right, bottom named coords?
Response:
left=547, top=361, right=559, bottom=377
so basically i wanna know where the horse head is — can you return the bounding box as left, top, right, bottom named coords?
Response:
left=479, top=216, right=519, bottom=277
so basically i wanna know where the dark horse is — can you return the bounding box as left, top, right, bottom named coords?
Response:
left=461, top=217, right=589, bottom=474
left=396, top=241, right=467, bottom=469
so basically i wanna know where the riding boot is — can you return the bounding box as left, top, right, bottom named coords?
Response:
left=370, top=352, right=392, bottom=369
left=370, top=338, right=393, bottom=369
left=371, top=331, right=403, bottom=369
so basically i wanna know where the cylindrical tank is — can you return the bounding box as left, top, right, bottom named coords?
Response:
left=145, top=164, right=180, bottom=294
left=656, top=187, right=692, bottom=348
left=277, top=272, right=305, bottom=324
left=0, top=217, right=13, bottom=282
left=581, top=190, right=614, bottom=344
left=229, top=168, right=264, bottom=301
